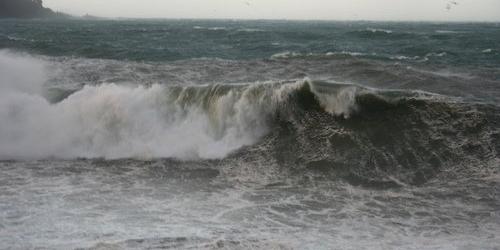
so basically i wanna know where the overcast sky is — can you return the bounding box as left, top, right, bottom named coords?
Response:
left=44, top=0, right=500, bottom=21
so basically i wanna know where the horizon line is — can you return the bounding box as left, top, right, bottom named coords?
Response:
left=69, top=15, right=500, bottom=23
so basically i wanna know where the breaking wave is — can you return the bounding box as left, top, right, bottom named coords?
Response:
left=0, top=50, right=498, bottom=184
left=0, top=50, right=360, bottom=159
left=0, top=68, right=361, bottom=160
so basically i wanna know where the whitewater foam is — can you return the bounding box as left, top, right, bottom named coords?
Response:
left=271, top=51, right=369, bottom=60
left=366, top=28, right=393, bottom=34
left=425, top=52, right=447, bottom=58
left=326, top=51, right=367, bottom=57
left=389, top=55, right=421, bottom=61
left=237, top=28, right=265, bottom=33
left=0, top=83, right=264, bottom=159
left=193, top=26, right=228, bottom=31
left=270, top=51, right=303, bottom=59
left=310, top=83, right=359, bottom=118
left=435, top=30, right=465, bottom=34
left=0, top=52, right=326, bottom=160
left=0, top=82, right=278, bottom=160
left=0, top=50, right=47, bottom=95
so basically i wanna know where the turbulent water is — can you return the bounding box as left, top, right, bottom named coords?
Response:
left=0, top=20, right=499, bottom=249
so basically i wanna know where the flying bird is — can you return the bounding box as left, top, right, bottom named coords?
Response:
left=446, top=1, right=459, bottom=11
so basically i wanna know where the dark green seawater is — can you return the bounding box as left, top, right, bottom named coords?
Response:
left=1, top=19, right=500, bottom=65
left=0, top=20, right=499, bottom=249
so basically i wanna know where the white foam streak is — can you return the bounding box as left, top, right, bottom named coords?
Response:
left=366, top=28, right=393, bottom=34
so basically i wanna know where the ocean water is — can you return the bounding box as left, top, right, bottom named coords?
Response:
left=0, top=19, right=499, bottom=249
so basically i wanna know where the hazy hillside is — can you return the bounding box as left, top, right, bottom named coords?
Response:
left=0, top=0, right=67, bottom=18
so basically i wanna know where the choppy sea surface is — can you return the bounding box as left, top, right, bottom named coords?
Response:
left=0, top=19, right=499, bottom=249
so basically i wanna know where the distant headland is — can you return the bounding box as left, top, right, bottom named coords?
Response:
left=0, top=0, right=69, bottom=18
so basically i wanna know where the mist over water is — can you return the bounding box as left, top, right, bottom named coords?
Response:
left=0, top=20, right=499, bottom=250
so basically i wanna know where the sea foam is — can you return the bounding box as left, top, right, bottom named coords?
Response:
left=0, top=51, right=316, bottom=160
left=0, top=51, right=262, bottom=159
